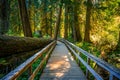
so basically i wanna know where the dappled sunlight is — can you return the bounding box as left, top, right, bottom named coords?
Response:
left=65, top=58, right=69, bottom=61
left=45, top=55, right=72, bottom=78
left=46, top=56, right=71, bottom=70
left=54, top=73, right=64, bottom=77
left=68, top=52, right=74, bottom=61
left=64, top=55, right=69, bottom=61
left=40, top=42, right=87, bottom=80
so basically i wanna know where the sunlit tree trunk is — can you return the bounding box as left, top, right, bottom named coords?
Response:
left=54, top=2, right=62, bottom=40
left=118, top=30, right=120, bottom=45
left=84, top=0, right=92, bottom=42
left=41, top=0, right=48, bottom=36
left=116, top=30, right=120, bottom=51
left=64, top=4, right=68, bottom=39
left=28, top=0, right=35, bottom=33
left=18, top=0, right=32, bottom=37
left=0, top=0, right=10, bottom=35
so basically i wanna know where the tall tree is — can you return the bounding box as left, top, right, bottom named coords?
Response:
left=54, top=0, right=63, bottom=40
left=64, top=4, right=68, bottom=39
left=0, top=0, right=10, bottom=35
left=71, top=7, right=77, bottom=41
left=74, top=0, right=82, bottom=41
left=84, top=0, right=92, bottom=42
left=49, top=8, right=53, bottom=37
left=40, top=0, right=48, bottom=36
left=28, top=0, right=35, bottom=33
left=116, top=25, right=120, bottom=51
left=18, top=0, right=32, bottom=37
left=115, top=2, right=120, bottom=51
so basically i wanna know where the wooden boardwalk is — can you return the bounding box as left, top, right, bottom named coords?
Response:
left=40, top=41, right=87, bottom=80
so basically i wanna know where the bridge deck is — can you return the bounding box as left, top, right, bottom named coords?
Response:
left=40, top=41, right=87, bottom=80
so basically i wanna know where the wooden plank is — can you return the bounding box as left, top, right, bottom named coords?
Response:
left=40, top=41, right=87, bottom=80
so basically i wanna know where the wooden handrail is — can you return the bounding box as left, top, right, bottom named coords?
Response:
left=1, top=41, right=56, bottom=80
left=64, top=40, right=103, bottom=80
left=29, top=42, right=56, bottom=80
left=63, top=40, right=120, bottom=80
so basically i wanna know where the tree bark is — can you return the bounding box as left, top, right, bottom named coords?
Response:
left=18, top=0, right=32, bottom=37
left=74, top=0, right=82, bottom=42
left=0, top=0, right=9, bottom=35
left=28, top=0, right=35, bottom=33
left=72, top=11, right=77, bottom=41
left=116, top=30, right=120, bottom=51
left=0, top=35, right=52, bottom=58
left=50, top=8, right=53, bottom=37
left=84, top=0, right=92, bottom=42
left=41, top=0, right=48, bottom=36
left=64, top=4, right=68, bottom=39
left=54, top=2, right=62, bottom=40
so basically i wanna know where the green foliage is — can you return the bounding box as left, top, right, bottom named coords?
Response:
left=33, top=32, right=41, bottom=38
left=75, top=42, right=100, bottom=57
left=67, top=35, right=74, bottom=43
left=17, top=70, right=28, bottom=80
left=18, top=53, right=47, bottom=80
left=0, top=58, right=7, bottom=64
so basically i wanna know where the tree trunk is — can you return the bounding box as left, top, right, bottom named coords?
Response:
left=74, top=0, right=82, bottom=42
left=72, top=10, right=77, bottom=41
left=50, top=9, right=53, bottom=37
left=0, top=35, right=52, bottom=58
left=54, top=2, right=62, bottom=40
left=18, top=0, right=32, bottom=37
left=116, top=30, right=120, bottom=51
left=84, top=0, right=92, bottom=42
left=28, top=0, right=35, bottom=33
left=64, top=4, right=68, bottom=39
left=41, top=0, right=48, bottom=36
left=0, top=0, right=10, bottom=35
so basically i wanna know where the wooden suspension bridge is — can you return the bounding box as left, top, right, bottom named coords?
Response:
left=1, top=40, right=120, bottom=80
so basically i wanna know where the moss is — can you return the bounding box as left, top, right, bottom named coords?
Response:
left=0, top=35, right=53, bottom=58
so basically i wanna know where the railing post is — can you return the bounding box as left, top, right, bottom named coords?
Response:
left=86, top=57, right=90, bottom=79
left=28, top=65, right=32, bottom=77
left=109, top=73, right=113, bottom=80
left=77, top=52, right=81, bottom=66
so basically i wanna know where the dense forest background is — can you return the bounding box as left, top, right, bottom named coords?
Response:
left=0, top=0, right=120, bottom=77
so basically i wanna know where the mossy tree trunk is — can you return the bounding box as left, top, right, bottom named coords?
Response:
left=0, top=35, right=52, bottom=58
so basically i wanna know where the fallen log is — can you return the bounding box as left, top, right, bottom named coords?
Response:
left=0, top=35, right=52, bottom=58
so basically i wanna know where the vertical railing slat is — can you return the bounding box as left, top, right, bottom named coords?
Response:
left=86, top=57, right=90, bottom=79
left=28, top=65, right=32, bottom=77
left=109, top=73, right=113, bottom=80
